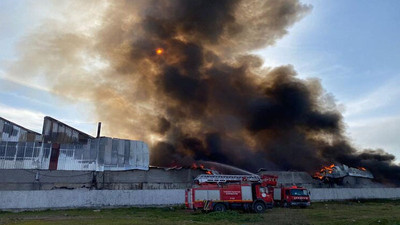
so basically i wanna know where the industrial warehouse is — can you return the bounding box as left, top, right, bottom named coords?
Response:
left=0, top=116, right=382, bottom=189
left=0, top=116, right=399, bottom=211
left=0, top=116, right=202, bottom=191
left=0, top=116, right=149, bottom=172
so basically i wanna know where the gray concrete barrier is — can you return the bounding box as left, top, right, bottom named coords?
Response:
left=1, top=188, right=400, bottom=210
left=0, top=189, right=185, bottom=210
left=0, top=169, right=204, bottom=191
left=309, top=188, right=400, bottom=201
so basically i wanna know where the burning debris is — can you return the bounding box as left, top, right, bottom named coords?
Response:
left=191, top=163, right=214, bottom=174
left=314, top=164, right=374, bottom=181
left=314, top=164, right=336, bottom=180
left=5, top=0, right=400, bottom=185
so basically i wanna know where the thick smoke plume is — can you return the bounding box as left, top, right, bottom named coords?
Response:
left=6, top=0, right=400, bottom=184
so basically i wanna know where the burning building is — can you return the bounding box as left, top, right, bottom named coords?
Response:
left=2, top=0, right=400, bottom=186
left=313, top=164, right=380, bottom=187
left=315, top=164, right=373, bottom=180
left=0, top=116, right=390, bottom=190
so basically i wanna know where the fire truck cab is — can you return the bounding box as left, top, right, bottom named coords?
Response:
left=185, top=174, right=276, bottom=213
left=273, top=186, right=310, bottom=207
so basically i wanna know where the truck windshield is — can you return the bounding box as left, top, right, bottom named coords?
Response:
left=290, top=189, right=308, bottom=196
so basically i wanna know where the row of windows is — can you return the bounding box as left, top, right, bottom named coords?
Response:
left=1, top=124, right=19, bottom=136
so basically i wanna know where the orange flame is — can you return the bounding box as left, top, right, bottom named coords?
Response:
left=314, top=164, right=335, bottom=180
left=358, top=167, right=366, bottom=171
left=191, top=163, right=206, bottom=170
left=155, top=48, right=164, bottom=55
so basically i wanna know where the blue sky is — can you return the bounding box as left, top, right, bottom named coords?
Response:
left=257, top=0, right=400, bottom=159
left=0, top=1, right=99, bottom=134
left=0, top=1, right=399, bottom=160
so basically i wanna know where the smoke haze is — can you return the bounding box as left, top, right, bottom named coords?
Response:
left=6, top=0, right=400, bottom=184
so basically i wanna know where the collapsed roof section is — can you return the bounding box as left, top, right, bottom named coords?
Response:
left=321, top=164, right=374, bottom=179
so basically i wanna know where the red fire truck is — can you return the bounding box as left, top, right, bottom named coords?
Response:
left=185, top=174, right=277, bottom=213
left=185, top=174, right=311, bottom=213
left=273, top=186, right=311, bottom=208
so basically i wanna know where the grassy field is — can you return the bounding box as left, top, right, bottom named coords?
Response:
left=0, top=200, right=399, bottom=225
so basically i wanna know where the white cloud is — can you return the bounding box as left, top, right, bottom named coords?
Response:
left=346, top=115, right=400, bottom=162
left=344, top=77, right=400, bottom=162
left=0, top=70, right=52, bottom=93
left=343, top=76, right=400, bottom=117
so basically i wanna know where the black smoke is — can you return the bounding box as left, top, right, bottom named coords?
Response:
left=9, top=0, right=399, bottom=185
left=137, top=0, right=400, bottom=185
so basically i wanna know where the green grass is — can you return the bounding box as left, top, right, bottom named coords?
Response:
left=1, top=200, right=400, bottom=225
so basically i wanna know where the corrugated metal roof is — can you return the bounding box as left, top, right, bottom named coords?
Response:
left=0, top=117, right=41, bottom=135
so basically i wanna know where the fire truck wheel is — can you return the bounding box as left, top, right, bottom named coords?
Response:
left=213, top=203, right=227, bottom=212
left=253, top=202, right=266, bottom=213
left=283, top=201, right=289, bottom=208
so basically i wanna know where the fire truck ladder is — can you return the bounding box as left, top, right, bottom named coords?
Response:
left=195, top=174, right=261, bottom=184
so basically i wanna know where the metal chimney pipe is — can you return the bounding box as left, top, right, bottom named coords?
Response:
left=96, top=122, right=102, bottom=138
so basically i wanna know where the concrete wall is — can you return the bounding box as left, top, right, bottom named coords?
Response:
left=309, top=188, right=400, bottom=201
left=0, top=168, right=204, bottom=190
left=0, top=189, right=185, bottom=210
left=1, top=188, right=400, bottom=210
left=101, top=168, right=204, bottom=190
left=0, top=169, right=94, bottom=190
